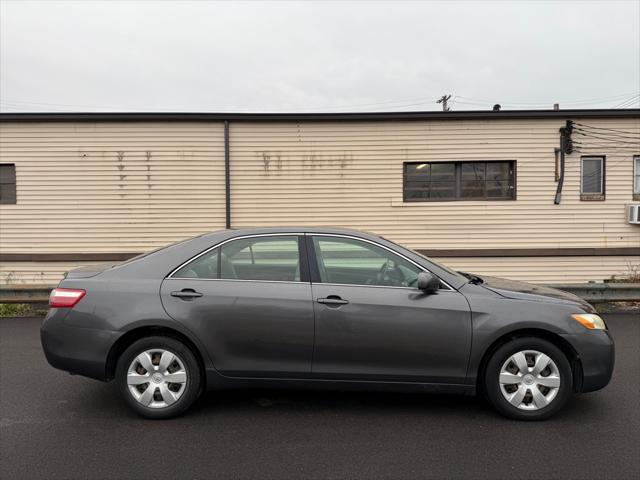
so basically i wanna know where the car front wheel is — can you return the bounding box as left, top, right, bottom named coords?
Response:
left=116, top=336, right=202, bottom=419
left=484, top=337, right=573, bottom=421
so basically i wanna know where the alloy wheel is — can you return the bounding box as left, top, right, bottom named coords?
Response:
left=126, top=349, right=188, bottom=409
left=499, top=349, right=561, bottom=410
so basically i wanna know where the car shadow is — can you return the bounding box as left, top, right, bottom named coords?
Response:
left=71, top=379, right=608, bottom=424
left=188, top=388, right=497, bottom=419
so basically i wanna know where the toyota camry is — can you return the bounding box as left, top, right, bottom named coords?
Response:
left=41, top=228, right=614, bottom=420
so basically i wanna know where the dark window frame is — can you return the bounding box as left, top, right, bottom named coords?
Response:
left=580, top=155, right=606, bottom=201
left=0, top=163, right=17, bottom=205
left=403, top=160, right=517, bottom=202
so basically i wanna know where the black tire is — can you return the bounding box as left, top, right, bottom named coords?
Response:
left=116, top=336, right=202, bottom=419
left=484, top=337, right=573, bottom=421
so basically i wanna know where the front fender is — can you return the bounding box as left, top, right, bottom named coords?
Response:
left=461, top=284, right=589, bottom=385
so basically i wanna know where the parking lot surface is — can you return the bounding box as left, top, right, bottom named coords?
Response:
left=1, top=314, right=638, bottom=480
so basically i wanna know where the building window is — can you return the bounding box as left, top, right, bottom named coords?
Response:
left=580, top=156, right=605, bottom=201
left=403, top=161, right=515, bottom=201
left=634, top=156, right=640, bottom=201
left=0, top=164, right=16, bottom=204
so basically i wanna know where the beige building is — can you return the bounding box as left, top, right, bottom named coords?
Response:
left=0, top=109, right=639, bottom=287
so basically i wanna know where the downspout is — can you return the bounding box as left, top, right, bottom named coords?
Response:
left=554, top=120, right=573, bottom=205
left=224, top=120, right=231, bottom=229
left=553, top=139, right=565, bottom=204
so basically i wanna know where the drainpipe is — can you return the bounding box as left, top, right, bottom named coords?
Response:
left=224, top=120, right=231, bottom=229
left=554, top=120, right=573, bottom=205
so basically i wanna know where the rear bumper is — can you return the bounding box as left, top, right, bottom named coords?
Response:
left=41, top=309, right=118, bottom=381
left=562, top=329, right=615, bottom=393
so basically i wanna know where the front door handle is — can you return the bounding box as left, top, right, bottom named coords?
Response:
left=317, top=296, right=349, bottom=306
left=171, top=289, right=203, bottom=299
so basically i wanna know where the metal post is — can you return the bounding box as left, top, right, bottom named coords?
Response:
left=224, top=120, right=231, bottom=229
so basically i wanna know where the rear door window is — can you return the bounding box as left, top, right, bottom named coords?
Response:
left=221, top=236, right=302, bottom=282
left=173, top=235, right=302, bottom=281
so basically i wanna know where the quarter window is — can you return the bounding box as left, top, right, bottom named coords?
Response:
left=0, top=164, right=16, bottom=204
left=581, top=156, right=605, bottom=201
left=312, top=236, right=422, bottom=288
left=404, top=161, right=515, bottom=201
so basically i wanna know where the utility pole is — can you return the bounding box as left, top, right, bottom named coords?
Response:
left=437, top=94, right=451, bottom=111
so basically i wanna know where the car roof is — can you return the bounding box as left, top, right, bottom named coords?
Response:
left=199, top=226, right=382, bottom=240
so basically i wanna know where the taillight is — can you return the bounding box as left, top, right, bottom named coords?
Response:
left=49, top=288, right=86, bottom=308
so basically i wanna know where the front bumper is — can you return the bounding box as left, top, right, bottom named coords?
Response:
left=41, top=309, right=118, bottom=381
left=562, top=329, right=615, bottom=393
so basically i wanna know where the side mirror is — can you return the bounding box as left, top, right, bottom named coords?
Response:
left=417, top=271, right=440, bottom=293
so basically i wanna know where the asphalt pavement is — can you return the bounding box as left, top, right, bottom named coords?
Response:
left=1, top=314, right=639, bottom=480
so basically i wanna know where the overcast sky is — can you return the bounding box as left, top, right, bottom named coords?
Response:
left=1, top=0, right=639, bottom=113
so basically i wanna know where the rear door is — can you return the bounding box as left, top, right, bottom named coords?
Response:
left=308, top=235, right=472, bottom=384
left=161, top=234, right=314, bottom=378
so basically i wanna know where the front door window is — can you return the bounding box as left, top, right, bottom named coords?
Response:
left=312, top=236, right=421, bottom=288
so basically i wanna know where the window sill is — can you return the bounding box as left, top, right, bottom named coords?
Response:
left=391, top=198, right=516, bottom=206
left=580, top=194, right=605, bottom=201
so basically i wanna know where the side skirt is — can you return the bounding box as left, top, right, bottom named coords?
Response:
left=205, top=369, right=476, bottom=396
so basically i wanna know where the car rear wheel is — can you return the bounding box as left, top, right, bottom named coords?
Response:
left=484, top=337, right=573, bottom=421
left=116, top=336, right=201, bottom=419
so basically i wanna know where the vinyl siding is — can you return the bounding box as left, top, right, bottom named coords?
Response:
left=0, top=261, right=98, bottom=286
left=0, top=122, right=226, bottom=253
left=229, top=118, right=640, bottom=251
left=1, top=117, right=639, bottom=286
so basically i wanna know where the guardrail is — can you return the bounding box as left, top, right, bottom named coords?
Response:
left=1, top=283, right=640, bottom=304
left=552, top=283, right=640, bottom=303
left=1, top=285, right=53, bottom=303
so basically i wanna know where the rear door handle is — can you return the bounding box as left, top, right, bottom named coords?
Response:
left=171, top=289, right=203, bottom=299
left=317, top=296, right=349, bottom=306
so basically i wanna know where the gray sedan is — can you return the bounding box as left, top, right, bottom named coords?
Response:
left=41, top=228, right=614, bottom=420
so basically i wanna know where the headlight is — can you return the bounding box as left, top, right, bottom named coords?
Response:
left=572, top=313, right=607, bottom=330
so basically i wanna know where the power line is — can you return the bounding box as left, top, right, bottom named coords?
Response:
left=573, top=130, right=640, bottom=145
left=613, top=94, right=640, bottom=108
left=572, top=124, right=640, bottom=146
left=0, top=96, right=441, bottom=113
left=455, top=91, right=640, bottom=107
left=572, top=122, right=640, bottom=136
left=573, top=128, right=640, bottom=143
left=3, top=90, right=640, bottom=113
left=574, top=146, right=640, bottom=152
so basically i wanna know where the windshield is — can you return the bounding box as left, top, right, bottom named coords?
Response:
left=408, top=248, right=468, bottom=280
left=379, top=237, right=467, bottom=281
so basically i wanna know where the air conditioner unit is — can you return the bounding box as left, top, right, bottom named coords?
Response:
left=628, top=204, right=640, bottom=225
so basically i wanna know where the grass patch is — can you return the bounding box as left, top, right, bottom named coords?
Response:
left=595, top=301, right=640, bottom=314
left=0, top=303, right=48, bottom=317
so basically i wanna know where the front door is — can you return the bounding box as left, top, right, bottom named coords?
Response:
left=308, top=235, right=471, bottom=384
left=161, top=234, right=314, bottom=378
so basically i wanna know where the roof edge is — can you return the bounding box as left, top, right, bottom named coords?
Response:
left=0, top=109, right=639, bottom=123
